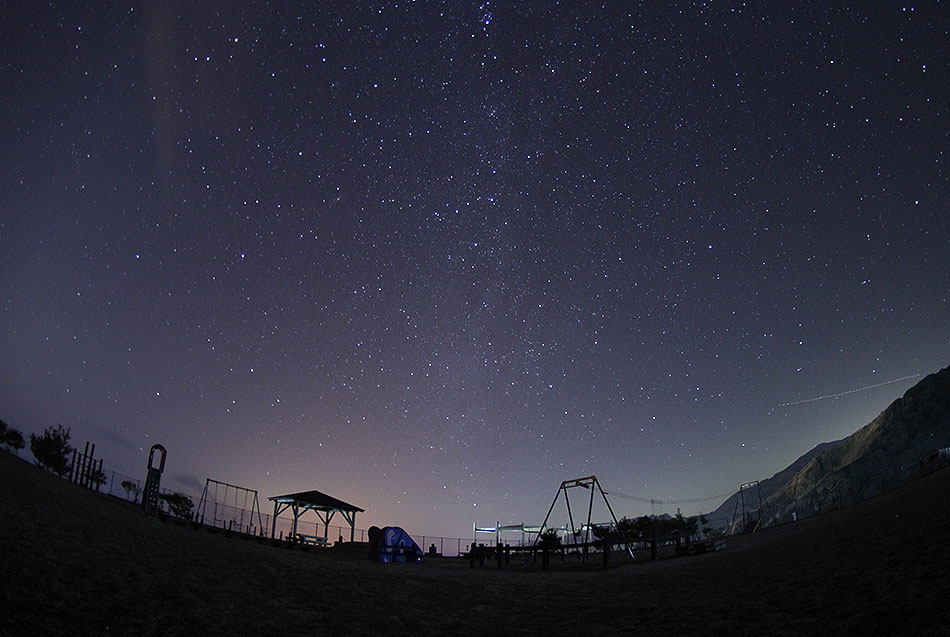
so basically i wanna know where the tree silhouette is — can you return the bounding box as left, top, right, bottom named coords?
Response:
left=121, top=479, right=142, bottom=503
left=538, top=529, right=562, bottom=549
left=88, top=467, right=107, bottom=488
left=159, top=492, right=195, bottom=520
left=1, top=420, right=26, bottom=455
left=30, top=425, right=72, bottom=476
left=591, top=523, right=619, bottom=543
left=697, top=514, right=710, bottom=538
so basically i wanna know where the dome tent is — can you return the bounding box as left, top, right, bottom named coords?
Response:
left=368, top=526, right=423, bottom=563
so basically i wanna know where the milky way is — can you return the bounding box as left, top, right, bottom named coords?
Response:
left=2, top=2, right=947, bottom=539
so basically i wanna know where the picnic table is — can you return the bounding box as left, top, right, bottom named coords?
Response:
left=291, top=533, right=329, bottom=547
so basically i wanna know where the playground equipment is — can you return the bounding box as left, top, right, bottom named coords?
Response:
left=141, top=444, right=166, bottom=515
left=69, top=441, right=104, bottom=491
left=368, top=526, right=423, bottom=563
left=473, top=522, right=545, bottom=548
left=196, top=478, right=264, bottom=533
left=536, top=475, right=634, bottom=559
left=730, top=480, right=777, bottom=534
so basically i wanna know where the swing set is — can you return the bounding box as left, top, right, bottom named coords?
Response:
left=196, top=478, right=264, bottom=534
left=535, top=475, right=635, bottom=559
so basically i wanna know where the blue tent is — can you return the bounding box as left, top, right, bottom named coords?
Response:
left=368, top=526, right=423, bottom=563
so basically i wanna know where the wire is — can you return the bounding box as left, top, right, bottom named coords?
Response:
left=602, top=489, right=735, bottom=506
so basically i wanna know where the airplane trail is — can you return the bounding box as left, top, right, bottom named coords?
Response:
left=776, top=374, right=922, bottom=408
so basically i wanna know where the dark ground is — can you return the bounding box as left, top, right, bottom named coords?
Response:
left=1, top=450, right=948, bottom=635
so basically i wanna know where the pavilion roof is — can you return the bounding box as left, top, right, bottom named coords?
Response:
left=268, top=490, right=364, bottom=513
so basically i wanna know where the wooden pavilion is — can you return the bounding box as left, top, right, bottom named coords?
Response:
left=268, top=490, right=364, bottom=543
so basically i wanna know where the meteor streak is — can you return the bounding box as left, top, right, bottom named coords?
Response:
left=777, top=374, right=921, bottom=408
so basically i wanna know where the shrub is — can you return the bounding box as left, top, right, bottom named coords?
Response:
left=87, top=467, right=107, bottom=488
left=121, top=479, right=142, bottom=503
left=30, top=425, right=72, bottom=476
left=539, top=529, right=562, bottom=549
left=159, top=492, right=195, bottom=520
left=1, top=420, right=26, bottom=455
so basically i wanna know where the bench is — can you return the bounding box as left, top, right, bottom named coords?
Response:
left=293, top=533, right=329, bottom=547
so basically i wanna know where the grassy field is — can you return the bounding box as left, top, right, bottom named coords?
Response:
left=2, top=451, right=948, bottom=635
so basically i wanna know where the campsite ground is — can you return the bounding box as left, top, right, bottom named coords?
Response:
left=1, top=450, right=948, bottom=635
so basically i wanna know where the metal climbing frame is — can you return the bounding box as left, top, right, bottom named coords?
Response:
left=535, top=475, right=635, bottom=559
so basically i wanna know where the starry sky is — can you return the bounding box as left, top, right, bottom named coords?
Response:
left=2, top=2, right=948, bottom=540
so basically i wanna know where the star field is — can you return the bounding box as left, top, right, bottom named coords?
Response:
left=1, top=2, right=948, bottom=539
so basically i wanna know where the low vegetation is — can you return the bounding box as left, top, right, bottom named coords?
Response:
left=0, top=419, right=26, bottom=454
left=28, top=424, right=72, bottom=476
left=159, top=491, right=195, bottom=520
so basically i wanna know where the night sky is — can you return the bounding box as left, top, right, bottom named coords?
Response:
left=2, top=2, right=948, bottom=540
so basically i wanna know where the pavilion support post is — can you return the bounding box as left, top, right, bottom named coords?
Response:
left=341, top=511, right=357, bottom=542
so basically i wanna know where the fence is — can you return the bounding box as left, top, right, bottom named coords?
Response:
left=87, top=465, right=476, bottom=557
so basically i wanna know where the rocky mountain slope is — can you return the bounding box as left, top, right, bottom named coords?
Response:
left=705, top=439, right=842, bottom=530
left=766, top=365, right=950, bottom=523
left=705, top=365, right=950, bottom=531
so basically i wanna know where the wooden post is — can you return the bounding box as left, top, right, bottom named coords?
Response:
left=88, top=443, right=96, bottom=488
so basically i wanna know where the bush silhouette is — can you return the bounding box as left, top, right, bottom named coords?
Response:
left=1, top=420, right=26, bottom=455
left=121, top=479, right=142, bottom=503
left=159, top=492, right=195, bottom=520
left=539, top=529, right=562, bottom=549
left=30, top=425, right=72, bottom=476
left=88, top=467, right=108, bottom=488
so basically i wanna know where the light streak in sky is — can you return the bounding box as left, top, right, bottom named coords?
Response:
left=776, top=374, right=922, bottom=408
